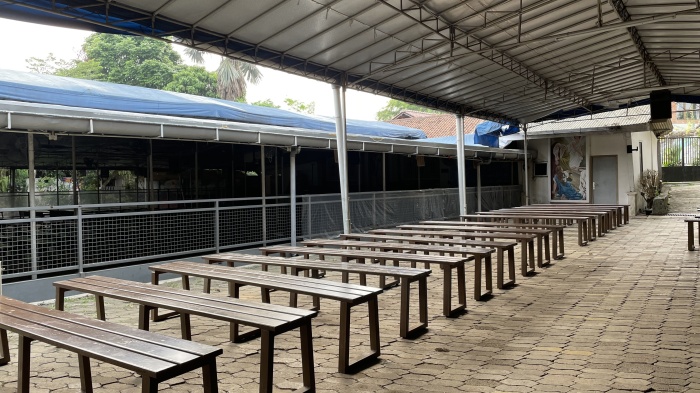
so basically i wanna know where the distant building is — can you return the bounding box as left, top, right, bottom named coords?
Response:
left=386, top=111, right=484, bottom=138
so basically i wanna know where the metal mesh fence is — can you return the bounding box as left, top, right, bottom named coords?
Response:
left=0, top=185, right=522, bottom=279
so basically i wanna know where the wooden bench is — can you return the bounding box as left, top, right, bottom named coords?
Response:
left=491, top=208, right=604, bottom=240
left=259, top=245, right=469, bottom=317
left=0, top=295, right=222, bottom=393
left=369, top=228, right=537, bottom=276
left=433, top=219, right=566, bottom=260
left=54, top=275, right=317, bottom=393
left=202, top=252, right=431, bottom=339
left=539, top=203, right=629, bottom=226
left=149, top=262, right=382, bottom=374
left=686, top=218, right=700, bottom=251
left=297, top=239, right=494, bottom=301
left=399, top=223, right=554, bottom=267
left=339, top=233, right=518, bottom=289
left=468, top=213, right=590, bottom=246
left=508, top=206, right=616, bottom=233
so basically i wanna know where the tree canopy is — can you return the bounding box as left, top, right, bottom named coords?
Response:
left=27, top=34, right=218, bottom=98
left=375, top=99, right=444, bottom=121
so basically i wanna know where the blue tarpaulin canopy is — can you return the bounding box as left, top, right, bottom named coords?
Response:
left=422, top=120, right=521, bottom=148
left=0, top=69, right=427, bottom=140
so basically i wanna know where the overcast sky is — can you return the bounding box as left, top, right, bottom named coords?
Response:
left=0, top=18, right=389, bottom=121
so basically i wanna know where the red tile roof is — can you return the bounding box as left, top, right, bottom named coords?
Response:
left=387, top=113, right=484, bottom=138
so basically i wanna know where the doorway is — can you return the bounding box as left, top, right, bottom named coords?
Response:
left=591, top=155, right=618, bottom=204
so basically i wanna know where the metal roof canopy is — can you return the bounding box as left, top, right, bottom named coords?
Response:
left=2, top=0, right=700, bottom=124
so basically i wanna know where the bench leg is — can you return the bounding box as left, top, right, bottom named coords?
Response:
left=180, top=313, right=192, bottom=340
left=536, top=235, right=544, bottom=267
left=399, top=277, right=428, bottom=339
left=78, top=354, right=93, bottom=393
left=17, top=335, right=31, bottom=393
left=689, top=222, right=696, bottom=251
left=141, top=377, right=158, bottom=393
left=539, top=235, right=551, bottom=267
left=474, top=256, right=493, bottom=301
left=338, top=300, right=381, bottom=373
left=229, top=284, right=261, bottom=343
left=55, top=287, right=66, bottom=311
left=496, top=248, right=504, bottom=289
left=151, top=271, right=178, bottom=322
left=443, top=264, right=466, bottom=317
left=201, top=358, right=219, bottom=393
left=96, top=295, right=106, bottom=321
left=0, top=329, right=9, bottom=366
left=260, top=330, right=275, bottom=393
left=520, top=241, right=535, bottom=276
left=299, top=322, right=316, bottom=392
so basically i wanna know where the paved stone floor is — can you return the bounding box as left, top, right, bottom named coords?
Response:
left=1, top=215, right=700, bottom=392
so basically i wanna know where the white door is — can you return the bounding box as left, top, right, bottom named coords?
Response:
left=591, top=156, right=618, bottom=204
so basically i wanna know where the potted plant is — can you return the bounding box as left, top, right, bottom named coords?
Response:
left=638, top=169, right=659, bottom=215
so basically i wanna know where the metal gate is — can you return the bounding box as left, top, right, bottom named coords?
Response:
left=660, top=136, right=700, bottom=182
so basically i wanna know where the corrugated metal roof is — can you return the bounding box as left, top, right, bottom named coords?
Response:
left=2, top=0, right=700, bottom=123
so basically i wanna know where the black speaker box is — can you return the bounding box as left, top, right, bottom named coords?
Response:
left=650, top=89, right=671, bottom=120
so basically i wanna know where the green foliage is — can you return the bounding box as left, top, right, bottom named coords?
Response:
left=26, top=53, right=74, bottom=74
left=638, top=169, right=659, bottom=209
left=663, top=144, right=682, bottom=167
left=165, top=66, right=218, bottom=97
left=55, top=59, right=105, bottom=80
left=284, top=98, right=315, bottom=114
left=252, top=99, right=280, bottom=108
left=375, top=99, right=444, bottom=121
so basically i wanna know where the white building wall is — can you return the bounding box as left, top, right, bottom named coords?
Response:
left=523, top=131, right=658, bottom=212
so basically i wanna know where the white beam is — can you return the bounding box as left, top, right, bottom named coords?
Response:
left=290, top=148, right=297, bottom=246
left=523, top=125, right=530, bottom=205
left=456, top=115, right=467, bottom=215
left=332, top=85, right=351, bottom=234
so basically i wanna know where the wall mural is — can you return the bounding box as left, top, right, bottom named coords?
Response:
left=551, top=136, right=587, bottom=201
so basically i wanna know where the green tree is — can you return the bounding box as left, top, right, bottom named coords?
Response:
left=26, top=53, right=73, bottom=74
left=252, top=99, right=280, bottom=108
left=284, top=98, right=315, bottom=114
left=182, top=47, right=262, bottom=102
left=165, top=66, right=218, bottom=97
left=375, top=99, right=444, bottom=121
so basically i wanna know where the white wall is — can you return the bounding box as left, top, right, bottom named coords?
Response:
left=524, top=132, right=657, bottom=210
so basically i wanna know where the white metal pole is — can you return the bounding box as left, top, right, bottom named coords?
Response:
left=290, top=149, right=297, bottom=246
left=523, top=124, right=529, bottom=205
left=148, top=140, right=154, bottom=202
left=72, top=136, right=78, bottom=205
left=332, top=84, right=351, bottom=234
left=261, top=145, right=267, bottom=245
left=476, top=163, right=482, bottom=212
left=456, top=115, right=467, bottom=215
left=27, top=133, right=37, bottom=279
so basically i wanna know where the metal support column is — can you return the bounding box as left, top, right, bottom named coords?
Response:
left=194, top=143, right=199, bottom=199
left=72, top=136, right=78, bottom=205
left=148, top=140, right=154, bottom=202
left=290, top=148, right=297, bottom=246
left=476, top=163, right=482, bottom=212
left=523, top=124, right=530, bottom=205
left=332, top=84, right=351, bottom=234
left=261, top=145, right=267, bottom=245
left=456, top=115, right=467, bottom=215
left=27, top=133, right=37, bottom=279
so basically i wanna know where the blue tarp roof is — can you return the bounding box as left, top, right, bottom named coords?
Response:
left=0, top=69, right=427, bottom=140
left=422, top=133, right=500, bottom=148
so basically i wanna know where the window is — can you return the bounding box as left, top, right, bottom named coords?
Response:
left=677, top=102, right=700, bottom=120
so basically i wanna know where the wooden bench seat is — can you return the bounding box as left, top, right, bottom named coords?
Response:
left=369, top=228, right=537, bottom=276
left=54, top=275, right=316, bottom=393
left=490, top=208, right=604, bottom=240
left=0, top=295, right=221, bottom=393
left=202, top=252, right=431, bottom=339
left=149, top=262, right=382, bottom=374
left=507, top=206, right=614, bottom=234
left=298, top=238, right=495, bottom=301
left=399, top=223, right=554, bottom=268
left=685, top=218, right=700, bottom=251
left=259, top=244, right=470, bottom=318
left=526, top=204, right=623, bottom=228
left=427, top=219, right=566, bottom=260
left=339, top=233, right=518, bottom=289
left=468, top=213, right=590, bottom=246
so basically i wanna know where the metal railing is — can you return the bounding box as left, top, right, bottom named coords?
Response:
left=660, top=136, right=700, bottom=167
left=0, top=186, right=521, bottom=280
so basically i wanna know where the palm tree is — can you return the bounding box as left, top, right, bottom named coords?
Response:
left=183, top=47, right=262, bottom=101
